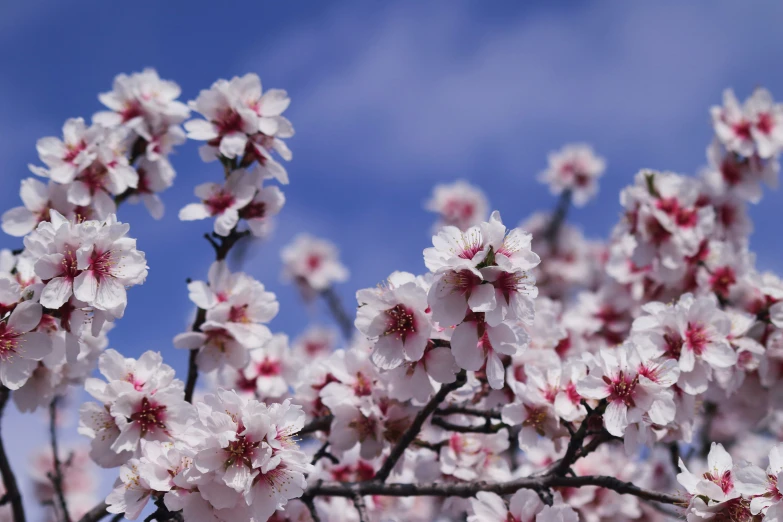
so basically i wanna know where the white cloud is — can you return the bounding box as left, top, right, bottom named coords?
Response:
left=243, top=1, right=783, bottom=180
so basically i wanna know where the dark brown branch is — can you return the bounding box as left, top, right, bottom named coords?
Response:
left=301, top=495, right=321, bottom=522
left=300, top=415, right=333, bottom=437
left=374, top=371, right=467, bottom=482
left=48, top=398, right=71, bottom=522
left=305, top=474, right=683, bottom=505
left=76, top=502, right=108, bottom=522
left=352, top=493, right=369, bottom=522
left=320, top=287, right=354, bottom=341
left=431, top=417, right=507, bottom=434
left=183, top=227, right=251, bottom=404
left=698, top=402, right=718, bottom=459
left=183, top=308, right=207, bottom=404
left=548, top=400, right=606, bottom=476
left=0, top=387, right=25, bottom=522
left=434, top=406, right=501, bottom=420
left=544, top=189, right=572, bottom=244
left=311, top=441, right=338, bottom=466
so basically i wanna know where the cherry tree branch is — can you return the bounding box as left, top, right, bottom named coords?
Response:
left=374, top=370, right=467, bottom=482
left=430, top=417, right=508, bottom=434
left=0, top=388, right=25, bottom=522
left=183, top=228, right=251, bottom=403
left=434, top=406, right=501, bottom=420
left=548, top=400, right=606, bottom=476
left=320, top=287, right=354, bottom=341
left=76, top=503, right=108, bottom=522
left=48, top=398, right=71, bottom=522
left=352, top=493, right=369, bottom=522
left=544, top=189, right=572, bottom=244
left=305, top=474, right=683, bottom=505
left=300, top=415, right=333, bottom=436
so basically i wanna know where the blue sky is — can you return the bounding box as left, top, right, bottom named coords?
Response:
left=2, top=0, right=783, bottom=512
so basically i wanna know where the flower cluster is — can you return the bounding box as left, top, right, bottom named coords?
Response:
left=8, top=70, right=783, bottom=522
left=179, top=74, right=292, bottom=238
left=174, top=261, right=279, bottom=372
left=103, top=386, right=311, bottom=521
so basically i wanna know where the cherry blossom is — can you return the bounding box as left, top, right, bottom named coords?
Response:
left=281, top=234, right=349, bottom=292
left=425, top=180, right=489, bottom=231
left=356, top=271, right=432, bottom=370
left=179, top=170, right=256, bottom=236
left=539, top=144, right=606, bottom=207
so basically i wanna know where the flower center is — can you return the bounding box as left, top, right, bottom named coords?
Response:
left=0, top=323, right=21, bottom=360
left=604, top=372, right=637, bottom=406
left=225, top=435, right=260, bottom=469
left=129, top=397, right=166, bottom=436
left=383, top=304, right=416, bottom=343
left=205, top=191, right=235, bottom=215
left=709, top=266, right=736, bottom=297
left=685, top=323, right=709, bottom=355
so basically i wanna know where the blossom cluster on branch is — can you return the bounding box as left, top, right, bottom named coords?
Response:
left=0, top=69, right=782, bottom=522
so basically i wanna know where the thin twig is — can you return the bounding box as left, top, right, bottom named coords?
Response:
left=183, top=308, right=206, bottom=404
left=374, top=371, right=467, bottom=482
left=311, top=441, right=338, bottom=466
left=300, top=415, right=333, bottom=436
left=320, top=287, right=354, bottom=341
left=183, top=227, right=251, bottom=404
left=0, top=387, right=25, bottom=522
left=48, top=398, right=71, bottom=522
left=548, top=400, right=606, bottom=476
left=698, top=402, right=718, bottom=459
left=352, top=493, right=369, bottom=522
left=76, top=503, right=108, bottom=522
left=544, top=189, right=572, bottom=244
left=301, top=495, right=321, bottom=522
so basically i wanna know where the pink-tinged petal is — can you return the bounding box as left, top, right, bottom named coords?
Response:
left=403, top=331, right=428, bottom=362
left=179, top=203, right=211, bottom=221
left=576, top=375, right=610, bottom=400
left=218, top=133, right=248, bottom=159
left=94, top=276, right=127, bottom=311
left=424, top=347, right=458, bottom=383
left=40, top=276, right=73, bottom=310
left=34, top=253, right=65, bottom=280
left=485, top=351, right=505, bottom=389
left=67, top=180, right=92, bottom=206
left=257, top=117, right=278, bottom=136
left=73, top=271, right=99, bottom=304
left=450, top=322, right=482, bottom=371
left=371, top=335, right=405, bottom=370
left=647, top=395, right=676, bottom=426
left=486, top=323, right=518, bottom=356
left=8, top=301, right=42, bottom=333
left=173, top=332, right=207, bottom=350
left=213, top=209, right=239, bottom=236
left=734, top=463, right=768, bottom=496
left=258, top=90, right=290, bottom=116
left=702, top=342, right=738, bottom=368
left=679, top=345, right=695, bottom=372
left=467, top=283, right=496, bottom=312
left=1, top=207, right=36, bottom=237
left=0, top=357, right=36, bottom=390
left=603, top=400, right=628, bottom=437
left=428, top=278, right=468, bottom=327
left=184, top=119, right=219, bottom=141
left=187, top=281, right=216, bottom=310
left=139, top=194, right=164, bottom=220
left=707, top=442, right=733, bottom=473
left=18, top=331, right=52, bottom=360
